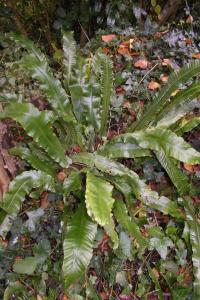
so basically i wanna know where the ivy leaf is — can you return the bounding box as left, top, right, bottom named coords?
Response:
left=13, top=257, right=38, bottom=275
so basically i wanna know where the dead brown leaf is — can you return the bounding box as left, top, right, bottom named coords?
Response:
left=160, top=74, right=169, bottom=83
left=186, top=14, right=193, bottom=24
left=101, top=34, right=116, bottom=43
left=40, top=191, right=50, bottom=209
left=134, top=59, right=149, bottom=69
left=192, top=53, right=200, bottom=59
left=183, top=163, right=194, bottom=173
left=117, top=46, right=130, bottom=56
left=148, top=81, right=161, bottom=90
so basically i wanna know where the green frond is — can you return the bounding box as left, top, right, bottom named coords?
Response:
left=85, top=171, right=115, bottom=226
left=156, top=99, right=199, bottom=128
left=0, top=171, right=55, bottom=215
left=0, top=103, right=71, bottom=167
left=62, top=205, right=97, bottom=288
left=9, top=33, right=73, bottom=117
left=112, top=128, right=200, bottom=164
left=94, top=50, right=113, bottom=136
left=175, top=115, right=200, bottom=135
left=62, top=31, right=76, bottom=88
left=73, top=153, right=182, bottom=218
left=97, top=141, right=152, bottom=158
left=114, top=200, right=147, bottom=249
left=156, top=151, right=190, bottom=195
left=131, top=61, right=200, bottom=131
left=155, top=82, right=200, bottom=125
left=10, top=146, right=56, bottom=176
left=183, top=197, right=200, bottom=298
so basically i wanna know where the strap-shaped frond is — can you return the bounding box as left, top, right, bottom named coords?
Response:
left=62, top=205, right=97, bottom=288
left=0, top=103, right=71, bottom=167
left=85, top=171, right=115, bottom=226
left=94, top=50, right=113, bottom=136
left=155, top=82, right=200, bottom=125
left=98, top=141, right=152, bottom=158
left=62, top=31, right=76, bottom=87
left=0, top=171, right=55, bottom=215
left=156, top=99, right=199, bottom=128
left=131, top=61, right=200, bottom=130
left=156, top=151, right=190, bottom=195
left=10, top=146, right=56, bottom=176
left=73, top=153, right=182, bottom=219
left=175, top=115, right=200, bottom=136
left=9, top=33, right=73, bottom=117
left=109, top=128, right=200, bottom=164
left=183, top=197, right=200, bottom=298
left=114, top=200, right=147, bottom=249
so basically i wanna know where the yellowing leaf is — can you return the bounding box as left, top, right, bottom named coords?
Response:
left=148, top=81, right=161, bottom=90
left=101, top=34, right=117, bottom=43
left=171, top=89, right=180, bottom=97
left=134, top=59, right=149, bottom=69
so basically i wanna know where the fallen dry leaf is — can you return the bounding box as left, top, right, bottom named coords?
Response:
left=183, top=163, right=194, bottom=173
left=123, top=101, right=131, bottom=109
left=186, top=14, right=193, bottom=24
left=40, top=191, right=50, bottom=209
left=61, top=295, right=68, bottom=300
left=148, top=81, right=161, bottom=90
left=116, top=86, right=125, bottom=94
left=101, top=34, right=116, bottom=43
left=192, top=53, right=200, bottom=59
left=37, top=295, right=43, bottom=300
left=134, top=59, right=149, bottom=69
left=185, top=38, right=193, bottom=45
left=117, top=46, right=130, bottom=56
left=160, top=74, right=169, bottom=83
left=57, top=171, right=66, bottom=182
left=162, top=58, right=174, bottom=68
left=102, top=48, right=110, bottom=54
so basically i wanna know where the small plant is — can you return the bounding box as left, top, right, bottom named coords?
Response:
left=1, top=32, right=200, bottom=297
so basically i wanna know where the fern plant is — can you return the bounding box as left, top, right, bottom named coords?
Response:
left=1, top=32, right=200, bottom=297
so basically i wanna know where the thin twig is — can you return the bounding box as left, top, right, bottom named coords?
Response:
left=138, top=63, right=159, bottom=86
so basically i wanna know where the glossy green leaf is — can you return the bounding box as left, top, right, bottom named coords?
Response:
left=104, top=218, right=119, bottom=249
left=0, top=171, right=55, bottom=215
left=114, top=200, right=147, bottom=249
left=116, top=128, right=200, bottom=164
left=131, top=61, right=200, bottom=130
left=69, top=83, right=101, bottom=129
left=94, top=50, right=113, bottom=136
left=156, top=99, right=199, bottom=128
left=62, top=205, right=97, bottom=288
left=175, top=115, right=200, bottom=135
left=183, top=197, right=200, bottom=298
left=155, top=82, right=200, bottom=124
left=62, top=172, right=82, bottom=196
left=62, top=31, right=76, bottom=87
left=10, top=146, right=56, bottom=176
left=73, top=153, right=182, bottom=218
left=156, top=151, right=190, bottom=195
left=13, top=257, right=38, bottom=275
left=9, top=33, right=72, bottom=116
left=85, top=171, right=115, bottom=226
left=0, top=103, right=71, bottom=167
left=97, top=141, right=151, bottom=158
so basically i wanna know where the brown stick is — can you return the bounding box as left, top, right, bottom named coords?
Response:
left=159, top=0, right=182, bottom=26
left=4, top=0, right=28, bottom=37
